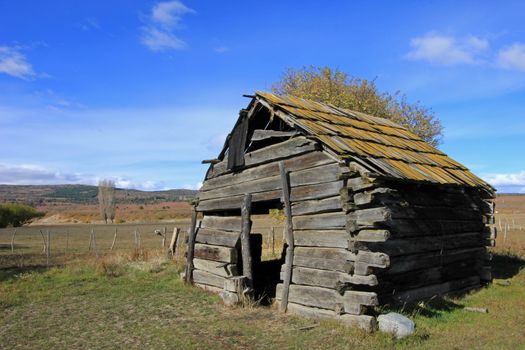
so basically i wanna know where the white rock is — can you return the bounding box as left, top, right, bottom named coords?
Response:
left=377, top=312, right=415, bottom=338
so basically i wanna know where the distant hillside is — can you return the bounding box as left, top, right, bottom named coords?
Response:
left=0, top=184, right=197, bottom=205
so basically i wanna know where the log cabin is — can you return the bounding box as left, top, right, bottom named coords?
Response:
left=185, top=92, right=496, bottom=331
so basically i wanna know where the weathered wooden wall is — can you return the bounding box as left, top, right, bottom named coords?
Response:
left=189, top=121, right=494, bottom=331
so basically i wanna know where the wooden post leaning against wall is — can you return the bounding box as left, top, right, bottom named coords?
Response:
left=279, top=161, right=295, bottom=312
left=241, top=193, right=253, bottom=290
left=185, top=205, right=198, bottom=284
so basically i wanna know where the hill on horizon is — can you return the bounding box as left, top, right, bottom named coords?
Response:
left=0, top=184, right=197, bottom=206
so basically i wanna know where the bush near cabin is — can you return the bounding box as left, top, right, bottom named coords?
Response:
left=0, top=203, right=45, bottom=228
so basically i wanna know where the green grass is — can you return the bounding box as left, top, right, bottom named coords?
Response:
left=1, top=251, right=524, bottom=350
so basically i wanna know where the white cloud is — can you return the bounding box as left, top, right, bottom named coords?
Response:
left=498, top=43, right=525, bottom=72
left=140, top=1, right=194, bottom=52
left=140, top=26, right=186, bottom=51
left=483, top=171, right=525, bottom=193
left=405, top=33, right=488, bottom=65
left=0, top=163, right=171, bottom=191
left=152, top=1, right=195, bottom=29
left=182, top=182, right=202, bottom=190
left=0, top=46, right=37, bottom=79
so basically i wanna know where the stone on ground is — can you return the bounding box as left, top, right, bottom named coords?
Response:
left=377, top=312, right=415, bottom=338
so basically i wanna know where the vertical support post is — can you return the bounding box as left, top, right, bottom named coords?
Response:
left=39, top=229, right=47, bottom=254
left=241, top=193, right=253, bottom=290
left=185, top=206, right=198, bottom=284
left=92, top=228, right=99, bottom=258
left=279, top=161, right=294, bottom=312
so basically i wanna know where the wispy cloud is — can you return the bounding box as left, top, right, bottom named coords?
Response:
left=405, top=33, right=489, bottom=65
left=0, top=46, right=38, bottom=79
left=498, top=43, right=525, bottom=72
left=78, top=18, right=100, bottom=32
left=483, top=170, right=525, bottom=193
left=140, top=1, right=195, bottom=52
left=0, top=163, right=170, bottom=191
left=213, top=46, right=229, bottom=53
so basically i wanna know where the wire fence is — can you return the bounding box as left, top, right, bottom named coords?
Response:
left=0, top=222, right=287, bottom=268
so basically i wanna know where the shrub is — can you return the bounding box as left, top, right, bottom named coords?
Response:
left=0, top=203, right=45, bottom=228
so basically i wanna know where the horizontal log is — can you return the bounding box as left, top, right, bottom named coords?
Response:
left=364, top=232, right=484, bottom=257
left=207, top=136, right=319, bottom=178
left=368, top=219, right=486, bottom=238
left=202, top=151, right=333, bottom=191
left=197, top=190, right=281, bottom=212
left=390, top=276, right=480, bottom=304
left=276, top=284, right=377, bottom=314
left=251, top=129, right=298, bottom=141
left=295, top=247, right=389, bottom=267
left=354, top=229, right=390, bottom=242
left=194, top=283, right=223, bottom=294
left=195, top=228, right=240, bottom=247
left=291, top=196, right=342, bottom=216
left=201, top=216, right=242, bottom=232
left=379, top=260, right=481, bottom=293
left=292, top=212, right=347, bottom=230
left=284, top=302, right=377, bottom=332
left=347, top=176, right=375, bottom=192
left=384, top=247, right=486, bottom=275
left=290, top=180, right=344, bottom=202
left=199, top=163, right=340, bottom=203
left=193, top=269, right=226, bottom=289
left=193, top=258, right=238, bottom=278
left=194, top=243, right=237, bottom=263
left=294, top=230, right=349, bottom=248
left=281, top=266, right=378, bottom=288
left=293, top=255, right=352, bottom=273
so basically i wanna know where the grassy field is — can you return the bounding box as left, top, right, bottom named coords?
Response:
left=0, top=196, right=524, bottom=349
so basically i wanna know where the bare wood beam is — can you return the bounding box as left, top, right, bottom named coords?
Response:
left=201, top=159, right=220, bottom=164
left=241, top=193, right=253, bottom=290
left=185, top=206, right=198, bottom=284
left=251, top=130, right=298, bottom=141
left=279, top=161, right=295, bottom=312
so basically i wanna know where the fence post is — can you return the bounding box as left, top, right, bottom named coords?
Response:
left=39, top=229, right=47, bottom=254
left=46, top=230, right=51, bottom=267
left=66, top=229, right=69, bottom=255
left=271, top=226, right=275, bottom=256
left=110, top=228, right=117, bottom=251
left=92, top=228, right=99, bottom=258
left=10, top=229, right=18, bottom=252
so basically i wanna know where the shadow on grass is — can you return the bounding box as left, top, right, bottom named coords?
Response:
left=491, top=252, right=525, bottom=280
left=0, top=264, right=49, bottom=282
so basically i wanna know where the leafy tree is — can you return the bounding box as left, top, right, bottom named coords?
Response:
left=98, top=179, right=116, bottom=224
left=272, top=66, right=443, bottom=146
left=0, top=203, right=45, bottom=228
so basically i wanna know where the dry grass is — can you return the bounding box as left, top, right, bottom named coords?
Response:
left=0, top=195, right=524, bottom=349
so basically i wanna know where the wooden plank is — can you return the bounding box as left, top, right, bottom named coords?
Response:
left=194, top=243, right=237, bottom=263
left=197, top=190, right=281, bottom=212
left=208, top=136, right=319, bottom=178
left=365, top=231, right=483, bottom=256
left=390, top=276, right=480, bottom=304
left=195, top=228, right=240, bottom=248
left=294, top=246, right=389, bottom=267
left=354, top=229, right=390, bottom=242
left=185, top=207, right=198, bottom=284
left=279, top=161, right=294, bottom=313
left=293, top=255, right=353, bottom=273
left=366, top=219, right=486, bottom=238
left=193, top=258, right=238, bottom=277
left=200, top=162, right=339, bottom=202
left=201, top=215, right=242, bottom=232
left=193, top=269, right=227, bottom=290
left=240, top=193, right=253, bottom=288
left=291, top=196, right=342, bottom=216
left=384, top=247, right=486, bottom=275
left=202, top=151, right=333, bottom=191
left=289, top=163, right=341, bottom=187
left=290, top=180, right=344, bottom=201
left=285, top=302, right=377, bottom=332
left=281, top=266, right=378, bottom=288
left=292, top=212, right=347, bottom=230
left=293, top=230, right=349, bottom=248
left=276, top=284, right=377, bottom=315
left=251, top=129, right=298, bottom=141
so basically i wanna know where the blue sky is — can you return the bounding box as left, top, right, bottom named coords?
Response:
left=1, top=1, right=524, bottom=192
